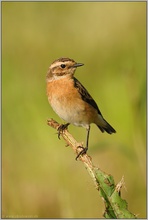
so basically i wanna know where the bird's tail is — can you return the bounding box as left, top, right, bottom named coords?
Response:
left=97, top=118, right=116, bottom=134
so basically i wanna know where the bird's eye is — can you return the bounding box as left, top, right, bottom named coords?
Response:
left=61, top=64, right=66, bottom=68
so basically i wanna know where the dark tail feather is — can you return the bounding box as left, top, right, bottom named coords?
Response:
left=97, top=119, right=116, bottom=134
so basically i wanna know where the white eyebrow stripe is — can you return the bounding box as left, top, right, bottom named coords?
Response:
left=50, top=62, right=65, bottom=69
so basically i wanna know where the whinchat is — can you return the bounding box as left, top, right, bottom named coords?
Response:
left=46, top=57, right=116, bottom=159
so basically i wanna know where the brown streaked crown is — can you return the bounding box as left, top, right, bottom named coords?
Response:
left=51, top=57, right=75, bottom=64
left=46, top=57, right=83, bottom=81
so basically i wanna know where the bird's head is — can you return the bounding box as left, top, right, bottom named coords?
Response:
left=46, top=57, right=84, bottom=81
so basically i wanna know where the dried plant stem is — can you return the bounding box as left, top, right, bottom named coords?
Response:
left=47, top=118, right=137, bottom=219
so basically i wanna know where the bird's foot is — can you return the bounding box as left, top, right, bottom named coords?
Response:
left=75, top=146, right=88, bottom=160
left=57, top=123, right=70, bottom=139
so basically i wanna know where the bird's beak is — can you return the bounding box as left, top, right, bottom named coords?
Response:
left=73, top=63, right=84, bottom=68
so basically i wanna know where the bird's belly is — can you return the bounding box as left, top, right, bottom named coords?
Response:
left=49, top=96, right=90, bottom=128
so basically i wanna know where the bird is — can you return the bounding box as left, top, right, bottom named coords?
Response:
left=46, top=57, right=116, bottom=159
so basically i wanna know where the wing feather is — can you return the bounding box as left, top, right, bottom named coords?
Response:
left=73, top=77, right=102, bottom=116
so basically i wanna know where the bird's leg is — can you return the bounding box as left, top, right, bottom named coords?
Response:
left=76, top=126, right=90, bottom=160
left=86, top=125, right=90, bottom=150
left=57, top=123, right=70, bottom=139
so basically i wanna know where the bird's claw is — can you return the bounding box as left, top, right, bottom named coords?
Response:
left=75, top=146, right=88, bottom=160
left=57, top=123, right=70, bottom=139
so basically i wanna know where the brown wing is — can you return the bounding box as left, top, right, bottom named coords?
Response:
left=73, top=77, right=103, bottom=116
left=73, top=77, right=116, bottom=134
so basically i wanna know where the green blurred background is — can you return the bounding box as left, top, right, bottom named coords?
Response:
left=2, top=2, right=146, bottom=218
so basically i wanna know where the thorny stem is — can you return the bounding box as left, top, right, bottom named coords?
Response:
left=47, top=118, right=137, bottom=219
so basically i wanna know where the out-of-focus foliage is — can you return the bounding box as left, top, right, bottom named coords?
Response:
left=2, top=2, right=146, bottom=218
